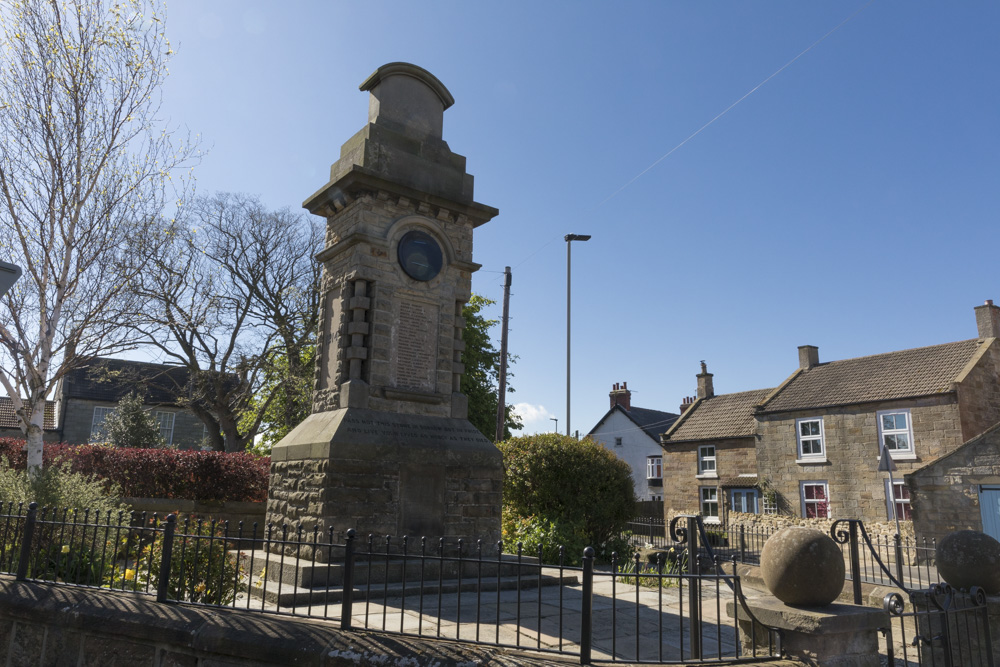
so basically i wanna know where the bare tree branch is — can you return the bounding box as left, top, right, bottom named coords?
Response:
left=0, top=0, right=198, bottom=472
left=124, top=193, right=320, bottom=452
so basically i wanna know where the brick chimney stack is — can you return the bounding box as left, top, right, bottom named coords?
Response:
left=609, top=381, right=631, bottom=411
left=696, top=361, right=714, bottom=400
left=679, top=396, right=695, bottom=413
left=975, top=300, right=1000, bottom=339
left=798, top=345, right=820, bottom=370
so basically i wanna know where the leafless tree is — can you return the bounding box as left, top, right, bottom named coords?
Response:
left=126, top=193, right=321, bottom=452
left=0, top=0, right=196, bottom=473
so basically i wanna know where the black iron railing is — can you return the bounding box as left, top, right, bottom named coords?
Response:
left=882, top=585, right=994, bottom=666
left=624, top=516, right=942, bottom=590
left=0, top=504, right=784, bottom=665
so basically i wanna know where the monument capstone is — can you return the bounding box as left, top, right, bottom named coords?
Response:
left=266, top=63, right=502, bottom=545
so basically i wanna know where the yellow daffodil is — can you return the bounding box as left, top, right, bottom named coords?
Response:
left=61, top=545, right=70, bottom=554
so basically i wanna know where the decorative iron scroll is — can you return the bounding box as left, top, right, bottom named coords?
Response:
left=830, top=518, right=910, bottom=592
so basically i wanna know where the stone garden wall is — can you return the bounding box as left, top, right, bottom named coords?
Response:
left=726, top=511, right=914, bottom=541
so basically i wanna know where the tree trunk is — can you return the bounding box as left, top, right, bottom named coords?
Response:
left=26, top=402, right=45, bottom=477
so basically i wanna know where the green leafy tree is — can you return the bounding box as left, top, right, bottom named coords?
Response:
left=498, top=433, right=636, bottom=563
left=461, top=295, right=522, bottom=441
left=97, top=392, right=167, bottom=449
left=240, top=344, right=316, bottom=454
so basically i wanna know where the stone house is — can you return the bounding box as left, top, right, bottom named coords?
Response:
left=907, top=421, right=1000, bottom=544
left=587, top=383, right=678, bottom=501
left=54, top=357, right=208, bottom=448
left=660, top=364, right=772, bottom=524
left=0, top=397, right=59, bottom=442
left=660, top=301, right=1000, bottom=528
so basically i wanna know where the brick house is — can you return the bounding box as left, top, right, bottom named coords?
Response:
left=660, top=363, right=772, bottom=524
left=661, top=301, right=1000, bottom=527
left=54, top=358, right=208, bottom=448
left=588, top=382, right=678, bottom=501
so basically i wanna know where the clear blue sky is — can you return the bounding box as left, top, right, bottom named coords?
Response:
left=156, top=1, right=1000, bottom=436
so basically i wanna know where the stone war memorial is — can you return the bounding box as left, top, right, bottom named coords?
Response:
left=266, top=63, right=503, bottom=548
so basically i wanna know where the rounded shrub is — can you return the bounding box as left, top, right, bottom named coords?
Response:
left=498, top=433, right=636, bottom=563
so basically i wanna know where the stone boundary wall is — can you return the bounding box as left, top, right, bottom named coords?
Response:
left=0, top=577, right=586, bottom=667
left=124, top=498, right=265, bottom=528
left=722, top=512, right=915, bottom=541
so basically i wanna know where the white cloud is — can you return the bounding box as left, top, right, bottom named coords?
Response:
left=512, top=403, right=559, bottom=434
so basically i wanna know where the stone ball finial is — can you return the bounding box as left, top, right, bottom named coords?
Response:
left=760, top=526, right=845, bottom=606
left=936, top=530, right=1000, bottom=594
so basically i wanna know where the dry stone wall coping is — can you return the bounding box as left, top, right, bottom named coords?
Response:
left=0, top=576, right=594, bottom=666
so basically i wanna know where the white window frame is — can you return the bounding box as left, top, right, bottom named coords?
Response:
left=885, top=479, right=913, bottom=521
left=700, top=486, right=719, bottom=522
left=796, top=417, right=826, bottom=462
left=154, top=411, right=175, bottom=446
left=877, top=409, right=916, bottom=460
left=90, top=406, right=115, bottom=442
left=697, top=445, right=717, bottom=478
left=614, top=437, right=623, bottom=448
left=800, top=481, right=830, bottom=518
left=646, top=455, right=662, bottom=480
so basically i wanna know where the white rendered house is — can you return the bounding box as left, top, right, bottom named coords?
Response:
left=588, top=383, right=678, bottom=501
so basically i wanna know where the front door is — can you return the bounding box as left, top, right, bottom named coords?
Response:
left=979, top=486, right=1000, bottom=541
left=731, top=488, right=759, bottom=514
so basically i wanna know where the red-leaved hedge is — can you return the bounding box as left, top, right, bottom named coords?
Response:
left=0, top=439, right=269, bottom=502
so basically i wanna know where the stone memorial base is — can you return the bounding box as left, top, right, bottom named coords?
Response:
left=266, top=407, right=502, bottom=558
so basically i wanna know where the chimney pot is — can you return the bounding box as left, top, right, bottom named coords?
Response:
left=609, top=381, right=632, bottom=411
left=798, top=345, right=820, bottom=370
left=975, top=300, right=1000, bottom=339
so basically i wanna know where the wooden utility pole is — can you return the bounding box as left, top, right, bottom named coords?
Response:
left=495, top=266, right=512, bottom=443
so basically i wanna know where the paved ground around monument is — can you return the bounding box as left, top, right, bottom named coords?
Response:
left=239, top=566, right=773, bottom=662
left=238, top=564, right=924, bottom=664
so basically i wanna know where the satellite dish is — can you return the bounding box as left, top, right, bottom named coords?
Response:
left=0, top=261, right=21, bottom=298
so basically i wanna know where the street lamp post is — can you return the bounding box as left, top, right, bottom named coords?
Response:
left=550, top=417, right=558, bottom=433
left=564, top=233, right=591, bottom=437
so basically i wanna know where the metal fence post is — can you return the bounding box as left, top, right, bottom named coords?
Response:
left=739, top=525, right=746, bottom=563
left=15, top=502, right=37, bottom=581
left=156, top=514, right=177, bottom=603
left=341, top=529, right=355, bottom=630
left=686, top=516, right=702, bottom=660
left=580, top=546, right=595, bottom=665
left=893, top=532, right=904, bottom=585
left=848, top=520, right=862, bottom=605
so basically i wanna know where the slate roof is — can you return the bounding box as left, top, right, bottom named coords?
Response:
left=61, top=358, right=191, bottom=406
left=0, top=397, right=56, bottom=431
left=662, top=388, right=773, bottom=443
left=758, top=339, right=984, bottom=414
left=588, top=404, right=679, bottom=443
left=625, top=406, right=680, bottom=441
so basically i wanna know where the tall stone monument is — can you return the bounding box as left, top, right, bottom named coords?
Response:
left=267, top=63, right=502, bottom=544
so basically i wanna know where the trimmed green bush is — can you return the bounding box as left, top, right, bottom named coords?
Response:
left=0, top=457, right=127, bottom=513
left=498, top=433, right=636, bottom=563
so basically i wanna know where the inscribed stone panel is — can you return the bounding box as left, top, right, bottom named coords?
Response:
left=319, top=287, right=342, bottom=391
left=390, top=298, right=438, bottom=392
